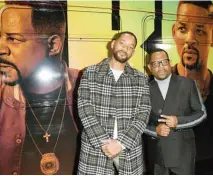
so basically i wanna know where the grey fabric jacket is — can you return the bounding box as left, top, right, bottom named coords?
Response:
left=145, top=74, right=206, bottom=167
left=77, top=58, right=151, bottom=174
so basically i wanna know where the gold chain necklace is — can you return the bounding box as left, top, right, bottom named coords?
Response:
left=26, top=97, right=66, bottom=175
left=26, top=83, right=63, bottom=142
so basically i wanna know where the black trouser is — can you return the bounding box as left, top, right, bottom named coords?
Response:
left=154, top=157, right=195, bottom=175
left=113, top=163, right=119, bottom=175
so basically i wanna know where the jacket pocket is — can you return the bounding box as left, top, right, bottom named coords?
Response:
left=183, top=129, right=195, bottom=139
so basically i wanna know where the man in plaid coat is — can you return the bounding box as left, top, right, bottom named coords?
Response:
left=77, top=31, right=151, bottom=174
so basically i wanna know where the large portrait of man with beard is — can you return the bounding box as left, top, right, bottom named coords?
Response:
left=0, top=1, right=81, bottom=175
left=171, top=0, right=213, bottom=174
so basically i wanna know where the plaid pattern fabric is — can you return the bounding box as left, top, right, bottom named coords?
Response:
left=77, top=58, right=151, bottom=174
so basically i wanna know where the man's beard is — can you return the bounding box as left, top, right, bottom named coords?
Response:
left=181, top=56, right=200, bottom=70
left=0, top=58, right=22, bottom=86
left=113, top=50, right=130, bottom=63
left=181, top=48, right=200, bottom=70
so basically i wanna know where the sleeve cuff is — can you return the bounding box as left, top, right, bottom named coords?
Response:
left=118, top=141, right=126, bottom=150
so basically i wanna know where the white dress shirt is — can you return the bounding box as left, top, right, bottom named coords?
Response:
left=154, top=74, right=172, bottom=100
left=111, top=68, right=123, bottom=169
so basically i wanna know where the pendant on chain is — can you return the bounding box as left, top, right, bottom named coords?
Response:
left=40, top=153, right=59, bottom=175
left=43, top=132, right=51, bottom=142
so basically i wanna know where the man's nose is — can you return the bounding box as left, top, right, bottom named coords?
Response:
left=184, top=31, right=198, bottom=47
left=0, top=37, right=10, bottom=56
left=122, top=45, right=128, bottom=52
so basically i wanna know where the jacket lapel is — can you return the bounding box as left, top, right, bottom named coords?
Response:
left=162, top=74, right=181, bottom=114
left=150, top=80, right=164, bottom=116
left=150, top=80, right=164, bottom=102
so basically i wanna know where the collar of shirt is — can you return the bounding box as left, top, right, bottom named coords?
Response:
left=110, top=67, right=124, bottom=82
left=154, top=73, right=172, bottom=85
left=154, top=74, right=172, bottom=99
left=97, top=58, right=135, bottom=78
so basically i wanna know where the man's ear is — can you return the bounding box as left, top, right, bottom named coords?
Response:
left=172, top=23, right=176, bottom=39
left=147, top=64, right=151, bottom=71
left=48, top=35, right=63, bottom=56
left=211, top=30, right=213, bottom=47
left=111, top=40, right=115, bottom=50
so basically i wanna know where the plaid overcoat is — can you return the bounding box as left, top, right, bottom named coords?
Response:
left=77, top=58, right=151, bottom=174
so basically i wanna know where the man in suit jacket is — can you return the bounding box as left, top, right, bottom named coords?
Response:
left=144, top=48, right=206, bottom=174
left=77, top=31, right=151, bottom=174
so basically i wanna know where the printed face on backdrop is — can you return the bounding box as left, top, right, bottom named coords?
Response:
left=148, top=51, right=172, bottom=80
left=172, top=3, right=213, bottom=70
left=111, top=33, right=136, bottom=64
left=0, top=5, right=48, bottom=86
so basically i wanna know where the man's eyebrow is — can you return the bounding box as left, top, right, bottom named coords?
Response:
left=196, top=24, right=204, bottom=28
left=177, top=21, right=186, bottom=26
left=5, top=32, right=43, bottom=39
left=5, top=32, right=24, bottom=36
left=119, top=39, right=135, bottom=45
left=177, top=21, right=204, bottom=28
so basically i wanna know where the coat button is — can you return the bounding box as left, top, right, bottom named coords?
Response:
left=12, top=171, right=18, bottom=175
left=16, top=138, right=22, bottom=144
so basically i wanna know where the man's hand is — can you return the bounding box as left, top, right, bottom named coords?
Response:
left=101, top=139, right=122, bottom=158
left=156, top=124, right=170, bottom=137
left=159, top=115, right=178, bottom=128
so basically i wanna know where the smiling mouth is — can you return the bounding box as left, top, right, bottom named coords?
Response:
left=119, top=51, right=127, bottom=57
left=0, top=64, right=13, bottom=71
left=158, top=70, right=165, bottom=74
left=183, top=49, right=197, bottom=55
left=0, top=63, right=11, bottom=67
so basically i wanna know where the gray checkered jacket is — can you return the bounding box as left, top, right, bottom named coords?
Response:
left=77, top=58, right=151, bottom=174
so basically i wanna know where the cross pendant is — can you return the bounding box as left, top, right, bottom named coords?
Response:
left=43, top=132, right=51, bottom=142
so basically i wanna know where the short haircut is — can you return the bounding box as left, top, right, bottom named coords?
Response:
left=177, top=1, right=212, bottom=12
left=5, top=1, right=66, bottom=37
left=112, top=31, right=137, bottom=48
left=147, top=48, right=169, bottom=64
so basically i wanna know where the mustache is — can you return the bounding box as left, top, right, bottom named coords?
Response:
left=183, top=47, right=199, bottom=55
left=0, top=58, right=18, bottom=69
left=118, top=50, right=127, bottom=56
left=181, top=47, right=200, bottom=70
left=157, top=69, right=166, bottom=73
left=0, top=57, right=22, bottom=84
